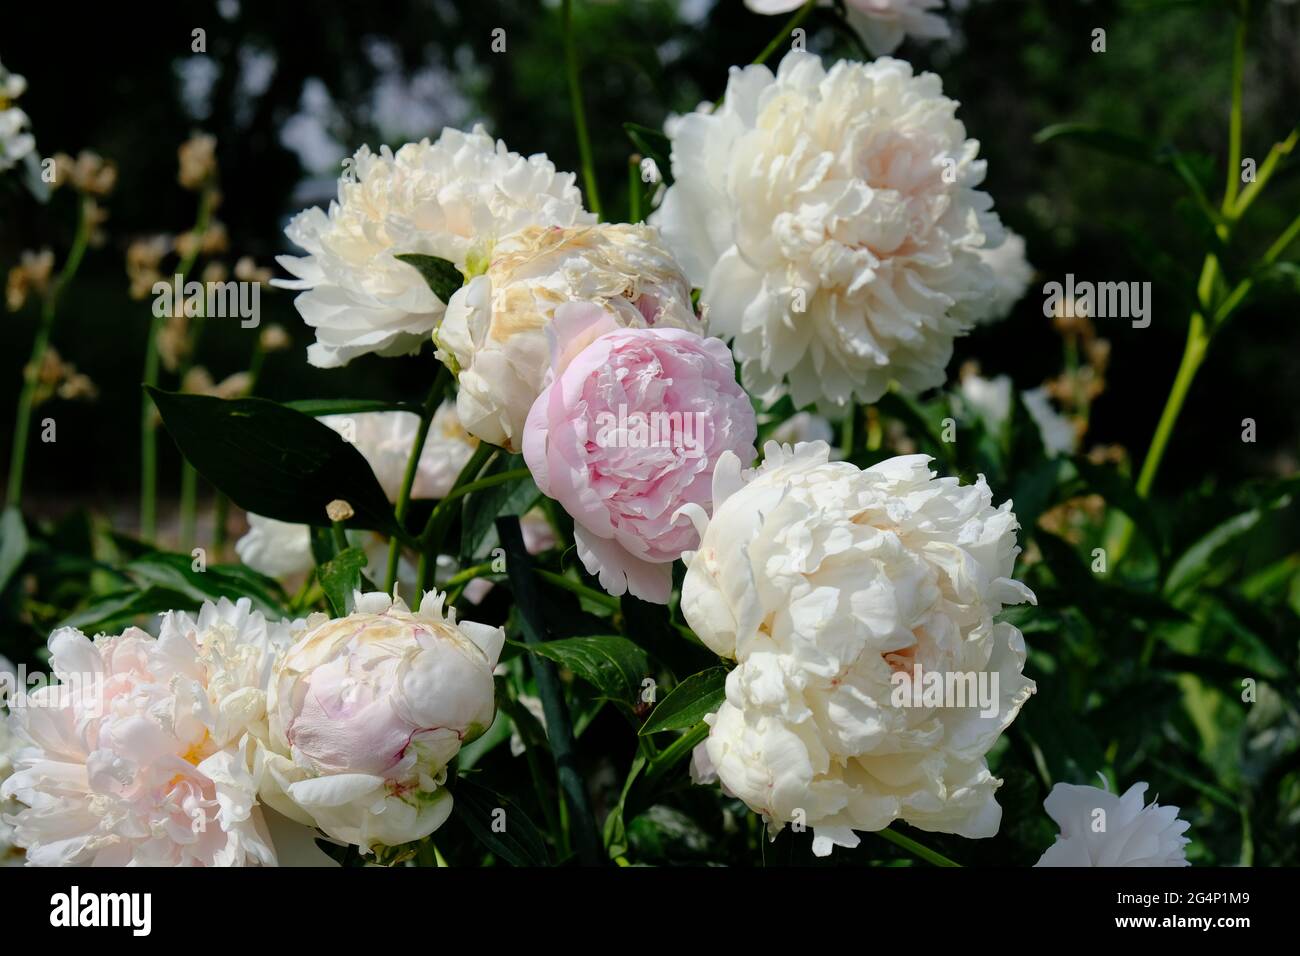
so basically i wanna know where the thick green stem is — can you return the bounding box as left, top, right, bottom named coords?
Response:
left=1135, top=312, right=1211, bottom=498
left=498, top=515, right=603, bottom=865
left=7, top=197, right=93, bottom=508
left=753, top=0, right=816, bottom=66
left=1223, top=14, right=1247, bottom=211
left=873, top=826, right=961, bottom=867
left=562, top=0, right=601, bottom=218
left=415, top=440, right=495, bottom=591
left=141, top=187, right=214, bottom=541
left=383, top=369, right=450, bottom=592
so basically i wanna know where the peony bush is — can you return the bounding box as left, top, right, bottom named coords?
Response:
left=1, top=2, right=1297, bottom=871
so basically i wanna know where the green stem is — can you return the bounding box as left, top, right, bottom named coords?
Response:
left=627, top=155, right=642, bottom=223
left=141, top=186, right=214, bottom=541
left=1136, top=312, right=1210, bottom=500
left=753, top=0, right=816, bottom=66
left=562, top=0, right=601, bottom=219
left=498, top=515, right=603, bottom=866
left=415, top=441, right=495, bottom=591
left=384, top=369, right=450, bottom=592
left=1231, top=126, right=1297, bottom=221
left=642, top=720, right=708, bottom=789
left=873, top=826, right=961, bottom=867
left=6, top=196, right=93, bottom=508
left=1223, top=12, right=1247, bottom=212
left=534, top=568, right=620, bottom=611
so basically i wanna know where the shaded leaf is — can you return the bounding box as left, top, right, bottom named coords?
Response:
left=148, top=388, right=402, bottom=538
left=515, top=634, right=650, bottom=709
left=640, top=666, right=727, bottom=735
left=395, top=254, right=462, bottom=304
left=454, top=777, right=550, bottom=866
left=317, top=547, right=368, bottom=617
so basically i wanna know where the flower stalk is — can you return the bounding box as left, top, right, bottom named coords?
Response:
left=6, top=196, right=93, bottom=509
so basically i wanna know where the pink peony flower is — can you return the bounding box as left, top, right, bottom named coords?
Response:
left=522, top=303, right=757, bottom=604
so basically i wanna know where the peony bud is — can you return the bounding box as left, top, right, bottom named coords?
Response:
left=257, top=591, right=503, bottom=851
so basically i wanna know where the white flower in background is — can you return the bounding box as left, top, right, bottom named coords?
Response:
left=508, top=694, right=548, bottom=757
left=957, top=373, right=1078, bottom=457
left=437, top=223, right=703, bottom=451
left=971, top=230, right=1033, bottom=324
left=0, top=60, right=36, bottom=173
left=1022, top=387, right=1078, bottom=457
left=1035, top=780, right=1191, bottom=867
left=767, top=411, right=835, bottom=449
left=236, top=404, right=477, bottom=579
left=679, top=441, right=1036, bottom=856
left=1, top=600, right=305, bottom=866
left=745, top=1, right=950, bottom=56
left=0, top=655, right=23, bottom=866
left=654, top=52, right=1006, bottom=411
left=257, top=591, right=502, bottom=851
left=274, top=125, right=594, bottom=368
left=958, top=372, right=1012, bottom=431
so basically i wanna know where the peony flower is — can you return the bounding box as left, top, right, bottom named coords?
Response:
left=1022, top=387, right=1078, bottom=457
left=437, top=223, right=704, bottom=451
left=1034, top=780, right=1191, bottom=867
left=767, top=411, right=836, bottom=451
left=745, top=1, right=950, bottom=57
left=522, top=305, right=757, bottom=603
left=653, top=51, right=1007, bottom=411
left=274, top=125, right=594, bottom=368
left=236, top=404, right=477, bottom=580
left=971, top=230, right=1033, bottom=324
left=679, top=441, right=1036, bottom=856
left=256, top=590, right=503, bottom=852
left=0, top=59, right=35, bottom=174
left=1, top=599, right=304, bottom=866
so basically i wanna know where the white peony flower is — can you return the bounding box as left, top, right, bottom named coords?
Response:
left=654, top=51, right=1006, bottom=411
left=436, top=223, right=703, bottom=451
left=678, top=441, right=1036, bottom=856
left=236, top=404, right=478, bottom=580
left=971, top=230, right=1033, bottom=324
left=1022, top=387, right=1078, bottom=457
left=0, top=60, right=36, bottom=173
left=767, top=411, right=836, bottom=449
left=745, top=1, right=950, bottom=57
left=274, top=125, right=594, bottom=368
left=1, top=599, right=304, bottom=866
left=1035, top=780, right=1191, bottom=867
left=958, top=373, right=1078, bottom=457
left=0, top=659, right=24, bottom=866
left=256, top=590, right=503, bottom=852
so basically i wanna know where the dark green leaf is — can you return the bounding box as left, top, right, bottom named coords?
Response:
left=394, top=254, right=462, bottom=304
left=317, top=547, right=369, bottom=616
left=1072, top=457, right=1165, bottom=558
left=60, top=586, right=195, bottom=632
left=454, top=777, right=550, bottom=866
left=125, top=551, right=288, bottom=618
left=640, top=666, right=727, bottom=735
left=285, top=398, right=422, bottom=417
left=623, top=122, right=674, bottom=186
left=459, top=453, right=540, bottom=562
left=515, top=634, right=650, bottom=709
left=147, top=387, right=402, bottom=538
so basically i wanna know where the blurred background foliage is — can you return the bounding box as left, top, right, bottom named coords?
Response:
left=2, top=0, right=1298, bottom=866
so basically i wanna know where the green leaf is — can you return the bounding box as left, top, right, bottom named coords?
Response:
left=453, top=777, right=550, bottom=866
left=60, top=586, right=195, bottom=633
left=1034, top=122, right=1163, bottom=164
left=0, top=507, right=29, bottom=595
left=125, top=552, right=288, bottom=618
left=317, top=547, right=369, bottom=617
left=515, top=634, right=650, bottom=709
left=459, top=453, right=540, bottom=562
left=640, top=666, right=727, bottom=735
left=285, top=398, right=422, bottom=417
left=394, top=254, right=462, bottom=304
left=1165, top=509, right=1264, bottom=596
left=147, top=387, right=403, bottom=538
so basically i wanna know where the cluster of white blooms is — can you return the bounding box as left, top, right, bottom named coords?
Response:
left=0, top=60, right=36, bottom=173
left=275, top=125, right=594, bottom=368
left=0, top=593, right=502, bottom=865
left=654, top=51, right=1009, bottom=411
left=679, top=442, right=1037, bottom=856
